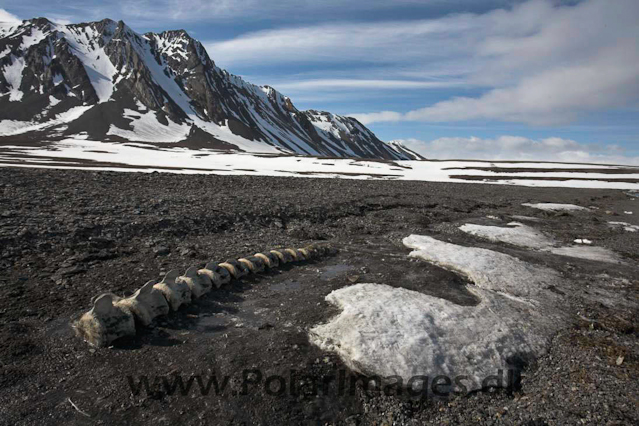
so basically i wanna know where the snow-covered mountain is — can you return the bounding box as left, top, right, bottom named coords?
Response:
left=0, top=18, right=422, bottom=160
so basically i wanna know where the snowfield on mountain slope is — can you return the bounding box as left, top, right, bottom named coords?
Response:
left=0, top=18, right=414, bottom=160
left=2, top=139, right=639, bottom=189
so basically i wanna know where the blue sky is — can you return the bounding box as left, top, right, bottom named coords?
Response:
left=1, top=0, right=638, bottom=164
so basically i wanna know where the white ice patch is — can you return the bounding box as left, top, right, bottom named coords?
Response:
left=573, top=239, right=592, bottom=245
left=310, top=283, right=555, bottom=392
left=19, top=27, right=47, bottom=49
left=510, top=215, right=543, bottom=222
left=57, top=24, right=117, bottom=103
left=547, top=246, right=621, bottom=263
left=403, top=235, right=559, bottom=301
left=310, top=236, right=563, bottom=392
left=459, top=223, right=621, bottom=263
left=522, top=203, right=589, bottom=212
left=460, top=222, right=552, bottom=250
left=107, top=108, right=191, bottom=143
left=48, top=96, right=61, bottom=107
left=624, top=211, right=633, bottom=215
left=1, top=144, right=639, bottom=190
left=609, top=221, right=639, bottom=232
left=2, top=55, right=25, bottom=101
left=0, top=106, right=92, bottom=136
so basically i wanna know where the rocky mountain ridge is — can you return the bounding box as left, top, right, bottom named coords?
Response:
left=0, top=18, right=422, bottom=160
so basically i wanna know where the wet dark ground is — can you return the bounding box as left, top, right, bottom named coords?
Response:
left=0, top=167, right=638, bottom=425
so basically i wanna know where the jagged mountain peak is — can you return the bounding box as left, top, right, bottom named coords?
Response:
left=0, top=17, right=416, bottom=160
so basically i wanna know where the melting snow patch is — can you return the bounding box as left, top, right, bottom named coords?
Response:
left=548, top=246, right=622, bottom=264
left=0, top=106, right=92, bottom=136
left=107, top=109, right=191, bottom=143
left=510, top=215, right=543, bottom=222
left=624, top=211, right=633, bottom=215
left=522, top=203, right=589, bottom=212
left=609, top=222, right=639, bottom=232
left=574, top=239, right=592, bottom=245
left=310, top=283, right=556, bottom=393
left=459, top=222, right=621, bottom=263
left=460, top=222, right=552, bottom=250
left=403, top=235, right=559, bottom=301
left=310, top=236, right=563, bottom=392
left=2, top=55, right=25, bottom=101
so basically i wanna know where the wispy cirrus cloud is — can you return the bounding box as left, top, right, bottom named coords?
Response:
left=206, top=0, right=639, bottom=127
left=350, top=0, right=639, bottom=126
left=4, top=0, right=500, bottom=27
left=205, top=15, right=483, bottom=67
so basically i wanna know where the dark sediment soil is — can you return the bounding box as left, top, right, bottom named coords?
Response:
left=0, top=167, right=638, bottom=425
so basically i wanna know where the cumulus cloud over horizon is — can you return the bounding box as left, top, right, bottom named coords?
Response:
left=394, top=136, right=639, bottom=166
left=346, top=0, right=639, bottom=126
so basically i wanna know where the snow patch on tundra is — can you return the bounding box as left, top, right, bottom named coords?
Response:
left=459, top=222, right=622, bottom=263
left=573, top=239, right=592, bottom=245
left=310, top=283, right=555, bottom=392
left=548, top=246, right=622, bottom=264
left=522, top=203, right=589, bottom=212
left=310, top=236, right=564, bottom=392
left=460, top=222, right=552, bottom=250
left=403, top=234, right=559, bottom=302
left=609, top=222, right=639, bottom=232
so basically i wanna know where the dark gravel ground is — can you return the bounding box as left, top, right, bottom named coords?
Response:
left=0, top=167, right=638, bottom=425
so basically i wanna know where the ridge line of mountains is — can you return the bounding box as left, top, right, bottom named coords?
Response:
left=0, top=17, right=423, bottom=160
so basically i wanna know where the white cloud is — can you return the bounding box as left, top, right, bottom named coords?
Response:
left=47, top=15, right=74, bottom=25
left=17, top=0, right=477, bottom=27
left=394, top=136, right=639, bottom=165
left=0, top=9, right=21, bottom=24
left=127, top=0, right=486, bottom=23
left=206, top=0, right=639, bottom=127
left=356, top=0, right=639, bottom=125
left=206, top=14, right=481, bottom=67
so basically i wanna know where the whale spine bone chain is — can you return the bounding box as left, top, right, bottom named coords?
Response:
left=74, top=244, right=335, bottom=347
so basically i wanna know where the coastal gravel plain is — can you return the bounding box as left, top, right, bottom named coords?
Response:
left=0, top=167, right=638, bottom=425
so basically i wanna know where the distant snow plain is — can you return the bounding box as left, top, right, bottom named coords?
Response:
left=2, top=138, right=639, bottom=190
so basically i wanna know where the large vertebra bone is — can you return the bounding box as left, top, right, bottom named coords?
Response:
left=115, top=280, right=170, bottom=326
left=177, top=266, right=212, bottom=299
left=74, top=293, right=136, bottom=347
left=153, top=270, right=192, bottom=311
left=198, top=262, right=231, bottom=288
